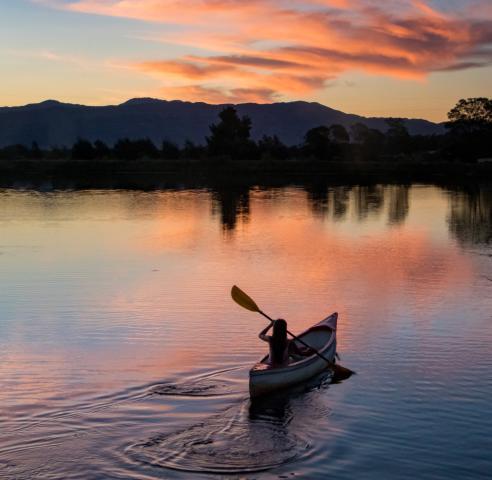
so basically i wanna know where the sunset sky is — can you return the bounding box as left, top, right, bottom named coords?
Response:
left=1, top=0, right=491, bottom=120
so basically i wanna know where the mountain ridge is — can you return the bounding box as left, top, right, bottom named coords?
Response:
left=0, top=98, right=444, bottom=147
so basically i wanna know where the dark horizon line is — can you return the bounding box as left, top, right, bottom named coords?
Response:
left=0, top=97, right=444, bottom=125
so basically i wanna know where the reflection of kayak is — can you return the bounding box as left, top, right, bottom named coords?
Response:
left=249, top=313, right=338, bottom=398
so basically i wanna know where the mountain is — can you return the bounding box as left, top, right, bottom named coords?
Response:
left=0, top=98, right=444, bottom=148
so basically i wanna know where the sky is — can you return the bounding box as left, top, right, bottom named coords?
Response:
left=0, top=0, right=491, bottom=121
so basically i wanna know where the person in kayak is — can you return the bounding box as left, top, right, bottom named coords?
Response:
left=259, top=319, right=315, bottom=367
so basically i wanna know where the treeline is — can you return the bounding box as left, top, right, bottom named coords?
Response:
left=1, top=98, right=490, bottom=163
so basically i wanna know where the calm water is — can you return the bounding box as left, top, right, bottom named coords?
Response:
left=0, top=184, right=491, bottom=479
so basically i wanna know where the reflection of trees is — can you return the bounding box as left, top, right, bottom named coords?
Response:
left=305, top=184, right=411, bottom=223
left=332, top=186, right=350, bottom=220
left=211, top=185, right=250, bottom=231
left=387, top=185, right=410, bottom=225
left=448, top=186, right=492, bottom=245
left=305, top=183, right=329, bottom=218
left=305, top=184, right=350, bottom=221
left=212, top=182, right=411, bottom=231
left=353, top=185, right=385, bottom=220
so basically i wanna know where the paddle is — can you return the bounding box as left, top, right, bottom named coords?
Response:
left=231, top=285, right=353, bottom=376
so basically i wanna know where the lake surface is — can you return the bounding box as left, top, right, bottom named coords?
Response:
left=1, top=183, right=491, bottom=479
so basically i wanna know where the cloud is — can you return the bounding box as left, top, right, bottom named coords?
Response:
left=138, top=60, right=234, bottom=80
left=161, top=85, right=279, bottom=103
left=35, top=0, right=492, bottom=102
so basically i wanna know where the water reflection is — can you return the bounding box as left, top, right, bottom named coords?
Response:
left=211, top=185, right=250, bottom=231
left=352, top=185, right=385, bottom=221
left=1, top=184, right=492, bottom=479
left=448, top=186, right=492, bottom=245
left=209, top=183, right=414, bottom=230
left=305, top=184, right=351, bottom=221
left=206, top=183, right=492, bottom=244
left=128, top=371, right=335, bottom=475
left=3, top=183, right=490, bottom=244
left=387, top=184, right=410, bottom=225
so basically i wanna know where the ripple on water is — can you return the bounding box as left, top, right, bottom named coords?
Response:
left=150, top=379, right=235, bottom=398
left=127, top=372, right=336, bottom=475
left=148, top=366, right=246, bottom=398
left=126, top=401, right=311, bottom=474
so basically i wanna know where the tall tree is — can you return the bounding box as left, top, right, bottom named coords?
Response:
left=447, top=97, right=492, bottom=124
left=445, top=98, right=492, bottom=160
left=304, top=126, right=334, bottom=159
left=258, top=135, right=288, bottom=160
left=350, top=123, right=385, bottom=160
left=113, top=138, right=158, bottom=160
left=207, top=107, right=256, bottom=159
left=350, top=123, right=370, bottom=144
left=385, top=118, right=410, bottom=154
left=161, top=141, right=180, bottom=159
left=94, top=140, right=110, bottom=158
left=72, top=138, right=96, bottom=160
left=329, top=124, right=349, bottom=143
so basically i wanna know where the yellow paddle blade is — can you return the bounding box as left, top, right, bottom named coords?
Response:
left=231, top=285, right=260, bottom=313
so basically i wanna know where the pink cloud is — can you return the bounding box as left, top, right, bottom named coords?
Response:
left=162, top=85, right=279, bottom=103
left=37, top=0, right=492, bottom=102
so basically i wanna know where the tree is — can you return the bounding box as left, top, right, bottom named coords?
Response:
left=30, top=141, right=43, bottom=159
left=351, top=123, right=370, bottom=144
left=350, top=123, right=385, bottom=160
left=329, top=124, right=349, bottom=143
left=161, top=141, right=180, bottom=159
left=258, top=135, right=288, bottom=160
left=207, top=107, right=256, bottom=159
left=445, top=98, right=492, bottom=160
left=182, top=140, right=206, bottom=159
left=94, top=140, right=110, bottom=158
left=113, top=138, right=158, bottom=160
left=135, top=138, right=159, bottom=159
left=0, top=144, right=30, bottom=160
left=72, top=138, right=96, bottom=160
left=385, top=118, right=410, bottom=154
left=304, top=126, right=334, bottom=159
left=113, top=139, right=137, bottom=161
left=447, top=97, right=492, bottom=127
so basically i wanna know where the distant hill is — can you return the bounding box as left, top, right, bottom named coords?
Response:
left=0, top=98, right=444, bottom=148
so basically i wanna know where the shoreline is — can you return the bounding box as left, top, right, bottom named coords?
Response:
left=1, top=157, right=491, bottom=190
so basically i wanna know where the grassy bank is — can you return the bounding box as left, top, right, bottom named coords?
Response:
left=0, top=157, right=491, bottom=189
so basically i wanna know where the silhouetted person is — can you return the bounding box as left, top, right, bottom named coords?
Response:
left=259, top=319, right=314, bottom=367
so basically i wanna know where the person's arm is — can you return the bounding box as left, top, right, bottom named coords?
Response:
left=259, top=323, right=273, bottom=342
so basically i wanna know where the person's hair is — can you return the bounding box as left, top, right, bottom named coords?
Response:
left=271, top=319, right=288, bottom=363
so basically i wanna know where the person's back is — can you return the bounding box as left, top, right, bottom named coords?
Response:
left=259, top=319, right=289, bottom=367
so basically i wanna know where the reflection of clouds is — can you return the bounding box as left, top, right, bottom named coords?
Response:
left=0, top=341, right=201, bottom=417
left=122, top=187, right=472, bottom=338
left=0, top=186, right=477, bottom=416
left=0, top=349, right=71, bottom=414
left=247, top=204, right=470, bottom=296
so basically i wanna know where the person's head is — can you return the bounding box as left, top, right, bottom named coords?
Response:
left=272, top=319, right=287, bottom=342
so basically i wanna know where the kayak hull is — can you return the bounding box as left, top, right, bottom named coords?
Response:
left=249, top=313, right=337, bottom=398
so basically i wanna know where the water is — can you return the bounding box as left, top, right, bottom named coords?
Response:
left=0, top=184, right=491, bottom=479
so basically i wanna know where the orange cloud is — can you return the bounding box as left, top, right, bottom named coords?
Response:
left=38, top=0, right=492, bottom=102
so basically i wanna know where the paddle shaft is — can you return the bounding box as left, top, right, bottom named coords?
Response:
left=258, top=310, right=335, bottom=367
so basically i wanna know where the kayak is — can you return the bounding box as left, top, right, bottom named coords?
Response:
left=249, top=313, right=338, bottom=398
